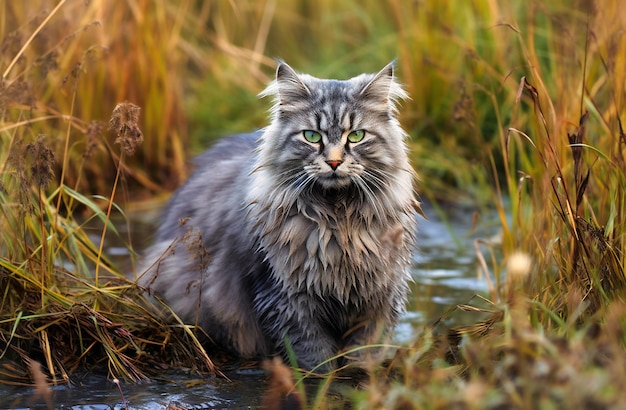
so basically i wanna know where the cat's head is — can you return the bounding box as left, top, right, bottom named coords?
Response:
left=257, top=61, right=410, bottom=194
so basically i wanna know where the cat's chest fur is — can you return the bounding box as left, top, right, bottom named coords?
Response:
left=247, top=171, right=411, bottom=303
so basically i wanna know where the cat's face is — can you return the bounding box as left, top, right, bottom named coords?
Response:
left=258, top=62, right=409, bottom=193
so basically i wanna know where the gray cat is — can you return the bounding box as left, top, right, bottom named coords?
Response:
left=138, top=61, right=420, bottom=370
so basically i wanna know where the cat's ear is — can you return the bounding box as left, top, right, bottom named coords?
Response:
left=275, top=61, right=311, bottom=103
left=359, top=61, right=408, bottom=107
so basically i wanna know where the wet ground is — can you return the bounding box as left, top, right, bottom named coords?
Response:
left=0, top=202, right=499, bottom=409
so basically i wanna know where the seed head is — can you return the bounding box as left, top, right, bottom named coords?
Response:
left=83, top=120, right=104, bottom=158
left=25, top=134, right=55, bottom=189
left=507, top=251, right=532, bottom=280
left=108, top=102, right=144, bottom=155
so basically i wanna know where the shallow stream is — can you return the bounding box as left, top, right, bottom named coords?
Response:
left=0, top=202, right=499, bottom=409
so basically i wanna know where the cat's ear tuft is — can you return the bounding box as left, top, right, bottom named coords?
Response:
left=378, top=61, right=395, bottom=80
left=275, top=61, right=311, bottom=103
left=359, top=61, right=408, bottom=108
left=258, top=61, right=310, bottom=105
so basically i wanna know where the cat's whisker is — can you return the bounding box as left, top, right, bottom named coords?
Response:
left=352, top=175, right=386, bottom=219
left=271, top=170, right=317, bottom=207
left=358, top=171, right=403, bottom=219
left=249, top=164, right=267, bottom=175
left=368, top=168, right=403, bottom=184
left=288, top=176, right=314, bottom=204
left=278, top=169, right=312, bottom=191
left=365, top=169, right=410, bottom=202
left=362, top=171, right=387, bottom=188
left=361, top=168, right=392, bottom=191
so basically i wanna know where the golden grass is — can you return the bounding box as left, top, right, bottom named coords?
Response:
left=0, top=2, right=216, bottom=384
left=0, top=105, right=217, bottom=383
left=1, top=0, right=194, bottom=194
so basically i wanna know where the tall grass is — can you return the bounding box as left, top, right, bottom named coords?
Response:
left=1, top=0, right=625, bottom=408
left=0, top=1, right=216, bottom=384
left=372, top=2, right=626, bottom=407
left=498, top=0, right=626, bottom=316
left=0, top=0, right=198, bottom=194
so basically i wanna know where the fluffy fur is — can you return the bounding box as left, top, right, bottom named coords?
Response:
left=138, top=62, right=419, bottom=370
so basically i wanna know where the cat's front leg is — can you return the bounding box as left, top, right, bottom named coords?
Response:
left=282, top=323, right=339, bottom=372
left=254, top=287, right=338, bottom=371
left=340, top=319, right=389, bottom=368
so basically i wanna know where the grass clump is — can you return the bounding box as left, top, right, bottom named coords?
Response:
left=0, top=3, right=216, bottom=385
left=0, top=130, right=216, bottom=384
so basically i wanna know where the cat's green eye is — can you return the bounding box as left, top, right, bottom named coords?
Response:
left=347, top=130, right=365, bottom=143
left=303, top=130, right=322, bottom=143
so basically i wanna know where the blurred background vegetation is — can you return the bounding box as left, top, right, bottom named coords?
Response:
left=1, top=0, right=625, bottom=406
left=0, top=0, right=603, bottom=200
left=1, top=0, right=618, bottom=203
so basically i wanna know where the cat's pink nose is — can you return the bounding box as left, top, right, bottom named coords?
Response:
left=326, top=160, right=342, bottom=170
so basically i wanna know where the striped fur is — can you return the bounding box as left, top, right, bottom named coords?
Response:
left=138, top=62, right=419, bottom=370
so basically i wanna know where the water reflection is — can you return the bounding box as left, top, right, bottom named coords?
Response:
left=397, top=203, right=498, bottom=345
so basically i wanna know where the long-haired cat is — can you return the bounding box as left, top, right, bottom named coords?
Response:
left=138, top=61, right=419, bottom=370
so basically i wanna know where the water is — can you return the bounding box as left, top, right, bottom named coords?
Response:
left=0, top=202, right=499, bottom=409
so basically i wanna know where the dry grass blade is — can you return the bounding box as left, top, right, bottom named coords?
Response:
left=25, top=358, right=53, bottom=410
left=1, top=0, right=66, bottom=80
left=261, top=357, right=302, bottom=410
left=567, top=111, right=591, bottom=213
